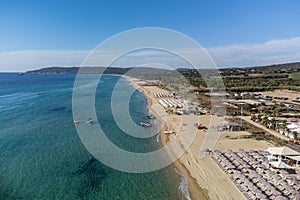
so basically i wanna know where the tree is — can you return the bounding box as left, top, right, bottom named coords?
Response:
left=287, top=128, right=292, bottom=138
left=261, top=116, right=268, bottom=126
left=292, top=131, right=298, bottom=140
left=251, top=114, right=257, bottom=121
left=257, top=113, right=263, bottom=123
left=273, top=109, right=280, bottom=117
left=282, top=120, right=287, bottom=128
left=270, top=118, right=276, bottom=130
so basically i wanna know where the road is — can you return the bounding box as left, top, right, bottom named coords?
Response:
left=238, top=116, right=290, bottom=141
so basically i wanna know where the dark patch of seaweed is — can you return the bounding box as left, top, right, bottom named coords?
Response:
left=74, top=157, right=109, bottom=199
left=48, top=106, right=71, bottom=112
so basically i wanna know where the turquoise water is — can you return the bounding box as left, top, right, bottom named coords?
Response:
left=0, top=73, right=186, bottom=199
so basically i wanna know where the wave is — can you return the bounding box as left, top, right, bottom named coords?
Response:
left=174, top=168, right=192, bottom=200
left=156, top=133, right=160, bottom=143
left=0, top=92, right=40, bottom=100
left=0, top=92, right=39, bottom=111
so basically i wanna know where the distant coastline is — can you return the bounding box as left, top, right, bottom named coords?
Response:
left=25, top=66, right=130, bottom=75
left=25, top=61, right=300, bottom=75
left=25, top=62, right=300, bottom=93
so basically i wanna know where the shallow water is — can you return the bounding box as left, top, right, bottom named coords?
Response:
left=0, top=73, right=186, bottom=199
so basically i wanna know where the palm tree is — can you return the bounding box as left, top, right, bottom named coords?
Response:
left=292, top=131, right=298, bottom=140
left=282, top=120, right=287, bottom=128
left=257, top=113, right=263, bottom=123
left=277, top=122, right=283, bottom=133
left=262, top=116, right=268, bottom=126
left=251, top=114, right=257, bottom=121
left=270, top=118, right=276, bottom=130
left=273, top=109, right=280, bottom=117
left=287, top=128, right=292, bottom=138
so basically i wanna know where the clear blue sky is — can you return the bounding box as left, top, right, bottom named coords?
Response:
left=0, top=0, right=300, bottom=71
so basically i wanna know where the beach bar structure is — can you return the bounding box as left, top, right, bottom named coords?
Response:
left=267, top=147, right=300, bottom=168
left=226, top=122, right=245, bottom=132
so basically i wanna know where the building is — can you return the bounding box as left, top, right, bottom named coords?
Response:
left=267, top=146, right=300, bottom=169
left=226, top=122, right=245, bottom=131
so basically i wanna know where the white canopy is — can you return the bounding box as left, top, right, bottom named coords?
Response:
left=267, top=147, right=300, bottom=156
left=269, top=161, right=294, bottom=169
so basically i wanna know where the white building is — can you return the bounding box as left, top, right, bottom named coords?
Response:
left=267, top=146, right=300, bottom=168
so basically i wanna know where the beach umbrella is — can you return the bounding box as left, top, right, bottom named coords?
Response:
left=273, top=179, right=282, bottom=186
left=262, top=173, right=271, bottom=179
left=282, top=189, right=291, bottom=196
left=283, top=185, right=294, bottom=191
left=243, top=177, right=250, bottom=182
left=252, top=178, right=259, bottom=183
left=265, top=190, right=272, bottom=196
left=241, top=177, right=248, bottom=183
left=259, top=184, right=268, bottom=191
left=253, top=188, right=262, bottom=195
left=255, top=173, right=261, bottom=178
left=275, top=196, right=288, bottom=200
left=278, top=180, right=287, bottom=185
left=280, top=170, right=289, bottom=175
left=261, top=178, right=269, bottom=184
left=290, top=189, right=299, bottom=194
left=269, top=179, right=277, bottom=185
left=256, top=192, right=267, bottom=199
left=232, top=175, right=239, bottom=180
left=277, top=185, right=285, bottom=191
left=258, top=177, right=266, bottom=182
left=262, top=181, right=271, bottom=188
left=244, top=182, right=252, bottom=187
left=249, top=185, right=258, bottom=190
left=266, top=185, right=275, bottom=191
left=281, top=182, right=289, bottom=187
left=271, top=190, right=281, bottom=196
left=243, top=163, right=249, bottom=168
left=251, top=161, right=258, bottom=166
left=273, top=175, right=282, bottom=180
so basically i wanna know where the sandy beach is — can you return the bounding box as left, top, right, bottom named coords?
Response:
left=123, top=75, right=275, bottom=200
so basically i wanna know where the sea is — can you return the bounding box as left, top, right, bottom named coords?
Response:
left=0, top=73, right=190, bottom=200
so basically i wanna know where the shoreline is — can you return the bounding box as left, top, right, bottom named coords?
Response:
left=122, top=75, right=209, bottom=200
left=122, top=75, right=275, bottom=200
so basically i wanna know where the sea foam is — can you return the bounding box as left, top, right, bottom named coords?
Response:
left=175, top=168, right=192, bottom=200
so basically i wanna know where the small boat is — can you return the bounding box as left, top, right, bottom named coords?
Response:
left=86, top=118, right=94, bottom=125
left=164, top=129, right=175, bottom=134
left=73, top=119, right=80, bottom=124
left=140, top=122, right=152, bottom=127
left=147, top=115, right=155, bottom=119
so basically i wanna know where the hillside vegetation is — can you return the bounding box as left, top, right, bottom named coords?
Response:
left=26, top=62, right=300, bottom=92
